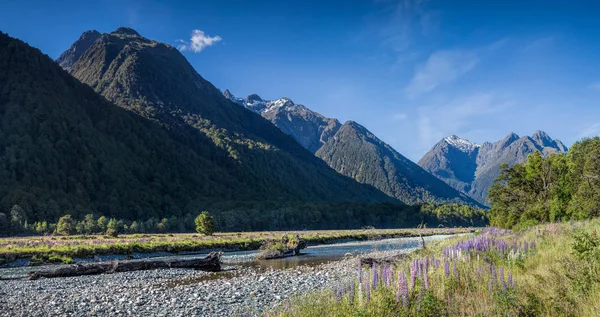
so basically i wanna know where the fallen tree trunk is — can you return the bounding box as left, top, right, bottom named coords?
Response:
left=28, top=252, right=221, bottom=280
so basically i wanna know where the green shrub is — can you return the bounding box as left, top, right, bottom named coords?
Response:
left=194, top=211, right=215, bottom=235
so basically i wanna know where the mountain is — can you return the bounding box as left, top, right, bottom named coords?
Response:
left=55, top=30, right=101, bottom=71
left=316, top=122, right=480, bottom=205
left=58, top=28, right=392, bottom=204
left=226, top=91, right=481, bottom=206
left=418, top=131, right=568, bottom=205
left=225, top=90, right=341, bottom=153
left=0, top=30, right=246, bottom=222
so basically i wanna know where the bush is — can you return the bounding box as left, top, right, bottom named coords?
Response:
left=105, top=228, right=119, bottom=237
left=55, top=215, right=76, bottom=235
left=194, top=211, right=215, bottom=235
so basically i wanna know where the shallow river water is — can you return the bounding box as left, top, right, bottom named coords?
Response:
left=0, top=234, right=454, bottom=279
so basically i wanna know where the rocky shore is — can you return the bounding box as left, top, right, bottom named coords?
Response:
left=0, top=237, right=446, bottom=316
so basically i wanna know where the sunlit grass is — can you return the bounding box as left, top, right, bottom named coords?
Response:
left=0, top=227, right=472, bottom=261
left=271, top=219, right=600, bottom=316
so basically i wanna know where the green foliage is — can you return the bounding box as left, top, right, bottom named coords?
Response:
left=572, top=230, right=600, bottom=261
left=195, top=211, right=215, bottom=235
left=29, top=253, right=74, bottom=266
left=55, top=215, right=75, bottom=236
left=489, top=138, right=600, bottom=229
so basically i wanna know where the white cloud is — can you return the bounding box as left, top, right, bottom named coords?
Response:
left=177, top=29, right=222, bottom=53
left=404, top=50, right=479, bottom=98
left=416, top=93, right=514, bottom=150
left=589, top=82, right=600, bottom=91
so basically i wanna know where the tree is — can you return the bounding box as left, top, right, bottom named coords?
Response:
left=83, top=214, right=98, bottom=234
left=97, top=216, right=108, bottom=232
left=195, top=211, right=215, bottom=235
left=0, top=213, right=8, bottom=235
left=129, top=221, right=139, bottom=233
left=55, top=215, right=76, bottom=235
left=9, top=204, right=25, bottom=234
left=156, top=218, right=170, bottom=233
left=106, top=218, right=119, bottom=237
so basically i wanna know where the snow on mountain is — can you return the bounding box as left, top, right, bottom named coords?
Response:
left=224, top=89, right=294, bottom=114
left=443, top=135, right=481, bottom=152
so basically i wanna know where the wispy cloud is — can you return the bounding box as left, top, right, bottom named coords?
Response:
left=405, top=49, right=479, bottom=98
left=523, top=36, right=554, bottom=52
left=589, top=82, right=600, bottom=91
left=416, top=93, right=515, bottom=150
left=404, top=39, right=507, bottom=98
left=177, top=30, right=222, bottom=53
left=379, top=0, right=438, bottom=53
left=577, top=122, right=600, bottom=139
left=392, top=112, right=408, bottom=121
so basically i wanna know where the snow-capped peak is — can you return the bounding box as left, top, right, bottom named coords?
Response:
left=443, top=135, right=480, bottom=152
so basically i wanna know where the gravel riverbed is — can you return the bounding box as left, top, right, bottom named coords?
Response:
left=0, top=236, right=446, bottom=317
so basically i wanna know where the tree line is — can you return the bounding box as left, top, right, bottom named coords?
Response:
left=488, top=137, right=600, bottom=229
left=0, top=202, right=486, bottom=236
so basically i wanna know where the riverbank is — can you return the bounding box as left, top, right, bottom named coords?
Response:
left=0, top=235, right=450, bottom=317
left=270, top=220, right=600, bottom=316
left=0, top=227, right=473, bottom=265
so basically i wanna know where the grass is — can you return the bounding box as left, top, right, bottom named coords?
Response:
left=0, top=227, right=471, bottom=263
left=271, top=219, right=600, bottom=317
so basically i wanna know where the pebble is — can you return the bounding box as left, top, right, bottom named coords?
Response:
left=0, top=239, right=444, bottom=316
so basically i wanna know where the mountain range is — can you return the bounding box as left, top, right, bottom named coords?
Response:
left=225, top=91, right=481, bottom=206
left=418, top=131, right=568, bottom=205
left=1, top=28, right=406, bottom=227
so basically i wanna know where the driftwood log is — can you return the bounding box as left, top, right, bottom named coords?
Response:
left=360, top=253, right=408, bottom=266
left=27, top=252, right=221, bottom=280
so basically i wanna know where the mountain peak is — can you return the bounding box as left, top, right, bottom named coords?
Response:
left=246, top=94, right=263, bottom=103
left=80, top=30, right=101, bottom=39
left=532, top=130, right=552, bottom=144
left=443, top=135, right=480, bottom=152
left=55, top=30, right=102, bottom=71
left=223, top=89, right=234, bottom=99
left=111, top=27, right=141, bottom=37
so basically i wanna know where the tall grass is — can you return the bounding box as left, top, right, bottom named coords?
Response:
left=273, top=220, right=600, bottom=316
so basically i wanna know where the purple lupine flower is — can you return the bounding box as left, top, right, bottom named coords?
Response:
left=443, top=259, right=450, bottom=277
left=488, top=280, right=493, bottom=294
left=410, top=261, right=418, bottom=291
left=491, top=265, right=497, bottom=288
left=397, top=270, right=409, bottom=307
left=365, top=279, right=371, bottom=303
left=423, top=266, right=429, bottom=290
left=499, top=266, right=505, bottom=286
left=349, top=281, right=355, bottom=305
left=382, top=264, right=388, bottom=287
left=372, top=262, right=378, bottom=290
left=357, top=259, right=363, bottom=285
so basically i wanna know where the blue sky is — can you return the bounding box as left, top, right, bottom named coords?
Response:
left=2, top=0, right=600, bottom=161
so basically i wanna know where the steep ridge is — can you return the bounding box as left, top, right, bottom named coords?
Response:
left=0, top=31, right=247, bottom=222
left=225, top=91, right=482, bottom=206
left=225, top=90, right=341, bottom=153
left=56, top=30, right=101, bottom=71
left=419, top=131, right=568, bottom=205
left=61, top=28, right=392, bottom=204
left=316, top=122, right=482, bottom=205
